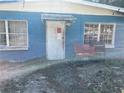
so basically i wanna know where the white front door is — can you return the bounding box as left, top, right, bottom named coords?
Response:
left=46, top=21, right=65, bottom=60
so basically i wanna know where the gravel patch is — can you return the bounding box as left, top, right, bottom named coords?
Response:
left=1, top=61, right=124, bottom=93
left=1, top=72, right=56, bottom=93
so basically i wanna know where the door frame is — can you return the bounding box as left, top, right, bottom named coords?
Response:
left=46, top=20, right=66, bottom=60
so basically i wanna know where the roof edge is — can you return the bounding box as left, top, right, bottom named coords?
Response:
left=64, top=0, right=124, bottom=13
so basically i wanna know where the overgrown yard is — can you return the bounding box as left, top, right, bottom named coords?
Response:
left=1, top=60, right=124, bottom=93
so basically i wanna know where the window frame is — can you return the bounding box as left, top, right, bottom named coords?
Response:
left=84, top=22, right=116, bottom=48
left=0, top=20, right=29, bottom=51
left=0, top=20, right=6, bottom=46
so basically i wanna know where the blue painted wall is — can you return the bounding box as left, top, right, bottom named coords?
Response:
left=66, top=15, right=124, bottom=59
left=0, top=11, right=46, bottom=61
left=115, top=24, right=124, bottom=48
left=0, top=11, right=124, bottom=61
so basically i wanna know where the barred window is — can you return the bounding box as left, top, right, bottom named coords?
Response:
left=0, top=20, right=28, bottom=50
left=84, top=23, right=115, bottom=48
left=100, top=24, right=114, bottom=45
left=84, top=24, right=99, bottom=44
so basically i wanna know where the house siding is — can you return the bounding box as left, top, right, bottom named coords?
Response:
left=0, top=11, right=124, bottom=61
left=0, top=11, right=46, bottom=62
left=115, top=24, right=124, bottom=48
left=105, top=23, right=124, bottom=59
left=67, top=15, right=124, bottom=59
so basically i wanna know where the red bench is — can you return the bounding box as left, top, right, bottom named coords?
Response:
left=74, top=44, right=96, bottom=56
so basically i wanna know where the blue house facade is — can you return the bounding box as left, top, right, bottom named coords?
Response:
left=0, top=1, right=124, bottom=62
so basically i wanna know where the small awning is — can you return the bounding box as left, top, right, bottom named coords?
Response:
left=41, top=13, right=76, bottom=22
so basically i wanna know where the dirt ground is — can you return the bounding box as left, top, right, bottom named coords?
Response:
left=0, top=61, right=24, bottom=86
left=1, top=60, right=124, bottom=93
left=0, top=58, right=61, bottom=86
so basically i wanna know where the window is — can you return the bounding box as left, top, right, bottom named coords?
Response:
left=0, top=20, right=28, bottom=50
left=84, top=24, right=99, bottom=44
left=0, top=21, right=6, bottom=46
left=84, top=23, right=115, bottom=48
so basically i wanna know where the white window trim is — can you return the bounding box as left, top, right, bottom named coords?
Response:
left=84, top=23, right=116, bottom=48
left=5, top=20, right=9, bottom=47
left=0, top=20, right=29, bottom=51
